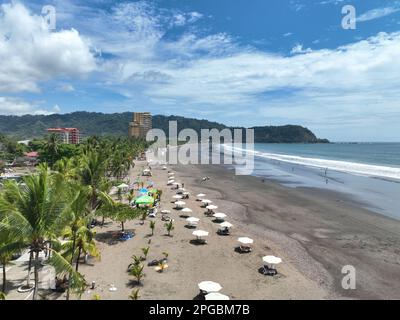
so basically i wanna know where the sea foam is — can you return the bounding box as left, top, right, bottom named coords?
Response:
left=222, top=145, right=400, bottom=181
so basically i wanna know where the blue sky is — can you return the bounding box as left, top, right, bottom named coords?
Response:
left=0, top=0, right=400, bottom=141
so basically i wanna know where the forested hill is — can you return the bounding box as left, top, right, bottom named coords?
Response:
left=0, top=112, right=329, bottom=143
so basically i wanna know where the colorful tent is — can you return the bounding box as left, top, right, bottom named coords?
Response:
left=134, top=195, right=154, bottom=205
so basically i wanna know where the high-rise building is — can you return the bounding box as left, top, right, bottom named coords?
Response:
left=128, top=112, right=152, bottom=138
left=46, top=128, right=81, bottom=144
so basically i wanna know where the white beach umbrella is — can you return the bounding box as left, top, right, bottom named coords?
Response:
left=168, top=172, right=174, bottom=175
left=117, top=183, right=129, bottom=189
left=178, top=187, right=186, bottom=192
left=197, top=193, right=206, bottom=198
left=186, top=217, right=200, bottom=223
left=193, top=230, right=209, bottom=238
left=237, top=237, right=254, bottom=245
left=172, top=195, right=183, bottom=199
left=173, top=182, right=180, bottom=186
left=205, top=292, right=230, bottom=300
left=262, top=256, right=282, bottom=266
left=213, top=212, right=226, bottom=219
left=220, top=221, right=233, bottom=229
left=162, top=166, right=167, bottom=170
left=183, top=191, right=190, bottom=195
left=181, top=207, right=193, bottom=213
left=161, top=210, right=171, bottom=214
left=167, top=180, right=175, bottom=185
left=201, top=199, right=212, bottom=204
left=206, top=205, right=218, bottom=211
left=198, top=281, right=222, bottom=293
left=175, top=201, right=186, bottom=207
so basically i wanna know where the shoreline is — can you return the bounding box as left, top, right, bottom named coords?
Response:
left=171, top=163, right=400, bottom=299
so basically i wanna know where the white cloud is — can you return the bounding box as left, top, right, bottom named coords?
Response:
left=0, top=97, right=35, bottom=114
left=77, top=1, right=400, bottom=136
left=0, top=96, right=60, bottom=115
left=58, top=84, right=75, bottom=92
left=290, top=44, right=313, bottom=54
left=358, top=6, right=400, bottom=22
left=0, top=2, right=96, bottom=93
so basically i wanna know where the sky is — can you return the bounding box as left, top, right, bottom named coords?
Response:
left=0, top=0, right=400, bottom=142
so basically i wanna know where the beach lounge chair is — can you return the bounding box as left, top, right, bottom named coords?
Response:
left=204, top=210, right=213, bottom=217
left=238, top=245, right=252, bottom=253
left=148, top=208, right=157, bottom=218
left=260, top=265, right=278, bottom=276
left=161, top=214, right=171, bottom=222
left=217, top=227, right=230, bottom=236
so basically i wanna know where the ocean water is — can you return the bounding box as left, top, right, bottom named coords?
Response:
left=222, top=143, right=400, bottom=220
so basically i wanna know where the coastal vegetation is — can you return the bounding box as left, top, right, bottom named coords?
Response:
left=0, top=112, right=329, bottom=143
left=0, top=136, right=148, bottom=299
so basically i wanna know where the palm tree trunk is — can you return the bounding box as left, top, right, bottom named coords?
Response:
left=66, top=231, right=77, bottom=300
left=27, top=250, right=33, bottom=287
left=2, top=263, right=6, bottom=293
left=75, top=247, right=82, bottom=272
left=32, top=251, right=39, bottom=300
left=121, top=221, right=125, bottom=232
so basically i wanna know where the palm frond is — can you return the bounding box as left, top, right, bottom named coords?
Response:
left=48, top=250, right=86, bottom=296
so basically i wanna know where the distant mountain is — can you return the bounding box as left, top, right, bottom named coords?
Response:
left=0, top=112, right=329, bottom=143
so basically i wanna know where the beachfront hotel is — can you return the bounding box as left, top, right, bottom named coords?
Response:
left=46, top=128, right=81, bottom=144
left=128, top=112, right=152, bottom=139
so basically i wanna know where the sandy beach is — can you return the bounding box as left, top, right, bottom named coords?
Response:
left=4, top=159, right=399, bottom=300
left=74, top=161, right=326, bottom=300
left=71, top=159, right=399, bottom=300
left=171, top=164, right=400, bottom=300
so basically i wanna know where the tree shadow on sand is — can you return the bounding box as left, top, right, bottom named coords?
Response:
left=95, top=229, right=136, bottom=246
left=127, top=279, right=144, bottom=288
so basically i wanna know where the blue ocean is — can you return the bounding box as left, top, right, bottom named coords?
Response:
left=223, top=143, right=400, bottom=220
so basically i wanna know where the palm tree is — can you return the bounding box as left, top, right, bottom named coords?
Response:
left=126, top=192, right=135, bottom=206
left=141, top=247, right=150, bottom=260
left=0, top=216, right=20, bottom=293
left=58, top=183, right=92, bottom=300
left=141, top=211, right=147, bottom=225
left=149, top=221, right=156, bottom=236
left=165, top=221, right=174, bottom=236
left=43, top=133, right=60, bottom=166
left=128, top=255, right=142, bottom=271
left=0, top=164, right=85, bottom=300
left=99, top=192, right=143, bottom=232
left=53, top=157, right=78, bottom=180
left=69, top=226, right=100, bottom=272
left=129, top=289, right=140, bottom=300
left=130, top=264, right=144, bottom=285
left=0, top=291, right=5, bottom=300
left=80, top=151, right=108, bottom=210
